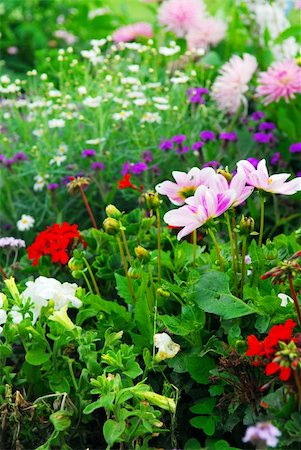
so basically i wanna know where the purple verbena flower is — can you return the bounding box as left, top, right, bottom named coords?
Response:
left=0, top=154, right=5, bottom=163
left=13, top=152, right=27, bottom=161
left=290, top=142, right=301, bottom=153
left=91, top=161, right=105, bottom=171
left=259, top=121, right=276, bottom=131
left=270, top=152, right=280, bottom=165
left=172, top=134, right=186, bottom=144
left=187, top=87, right=208, bottom=104
left=247, top=157, right=259, bottom=168
left=176, top=145, right=189, bottom=155
left=4, top=158, right=14, bottom=167
left=200, top=130, right=215, bottom=141
left=142, top=150, right=153, bottom=163
left=121, top=161, right=131, bottom=175
left=253, top=132, right=274, bottom=144
left=152, top=164, right=160, bottom=176
left=159, top=139, right=173, bottom=151
left=251, top=111, right=265, bottom=121
left=130, top=162, right=148, bottom=175
left=47, top=183, right=59, bottom=190
left=82, top=149, right=96, bottom=157
left=203, top=160, right=220, bottom=169
left=219, top=132, right=237, bottom=141
left=192, top=141, right=204, bottom=150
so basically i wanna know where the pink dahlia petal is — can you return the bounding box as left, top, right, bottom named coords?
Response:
left=158, top=0, right=207, bottom=37
left=113, top=22, right=153, bottom=43
left=187, top=17, right=227, bottom=50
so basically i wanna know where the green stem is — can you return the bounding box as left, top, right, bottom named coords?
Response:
left=288, top=275, right=301, bottom=328
left=240, top=236, right=247, bottom=299
left=120, top=228, right=132, bottom=264
left=117, top=236, right=136, bottom=304
left=258, top=195, right=265, bottom=247
left=225, top=212, right=238, bottom=292
left=192, top=229, right=197, bottom=267
left=83, top=257, right=100, bottom=296
left=67, top=359, right=78, bottom=392
left=82, top=272, right=93, bottom=294
left=232, top=216, right=240, bottom=269
left=208, top=228, right=224, bottom=272
left=79, top=185, right=98, bottom=229
left=156, top=209, right=162, bottom=284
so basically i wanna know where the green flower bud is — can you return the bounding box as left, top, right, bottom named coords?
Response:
left=264, top=240, right=278, bottom=261
left=144, top=191, right=161, bottom=210
left=105, top=204, right=122, bottom=219
left=68, top=256, right=84, bottom=272
left=217, top=167, right=232, bottom=182
left=103, top=217, right=120, bottom=235
left=134, top=246, right=150, bottom=263
left=128, top=267, right=140, bottom=279
left=239, top=215, right=255, bottom=235
left=157, top=288, right=170, bottom=298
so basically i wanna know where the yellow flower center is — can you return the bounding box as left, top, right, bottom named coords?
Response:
left=179, top=186, right=196, bottom=199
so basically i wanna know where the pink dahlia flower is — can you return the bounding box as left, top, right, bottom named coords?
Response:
left=211, top=53, right=257, bottom=114
left=187, top=17, right=227, bottom=50
left=206, top=171, right=254, bottom=207
left=237, top=159, right=301, bottom=195
left=158, top=0, right=207, bottom=37
left=155, top=167, right=215, bottom=205
left=112, top=22, right=153, bottom=43
left=164, top=185, right=235, bottom=240
left=256, top=60, right=301, bottom=105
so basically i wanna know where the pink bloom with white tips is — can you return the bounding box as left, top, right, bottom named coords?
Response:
left=207, top=172, right=254, bottom=206
left=113, top=22, right=153, bottom=43
left=256, top=60, right=301, bottom=105
left=155, top=167, right=215, bottom=206
left=158, top=0, right=206, bottom=37
left=211, top=53, right=257, bottom=114
left=164, top=185, right=235, bottom=240
left=237, top=159, right=301, bottom=195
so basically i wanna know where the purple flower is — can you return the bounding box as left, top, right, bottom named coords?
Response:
left=290, top=142, right=301, bottom=153
left=91, top=161, right=105, bottom=171
left=152, top=164, right=160, bottom=176
left=200, top=130, right=215, bottom=141
left=242, top=422, right=281, bottom=448
left=296, top=171, right=301, bottom=177
left=251, top=111, right=265, bottom=121
left=130, top=162, right=148, bottom=175
left=175, top=145, right=189, bottom=155
left=13, top=152, right=27, bottom=161
left=47, top=183, right=59, bottom=190
left=187, top=87, right=208, bottom=104
left=247, top=157, right=259, bottom=168
left=219, top=132, right=237, bottom=141
left=203, top=160, right=220, bottom=169
left=270, top=152, right=280, bottom=165
left=4, top=158, right=14, bottom=167
left=259, top=121, right=276, bottom=131
left=142, top=150, right=153, bottom=163
left=82, top=149, right=96, bottom=157
left=61, top=175, right=73, bottom=186
left=253, top=132, right=274, bottom=144
left=159, top=139, right=173, bottom=151
left=0, top=154, right=5, bottom=163
left=121, top=161, right=131, bottom=175
left=172, top=134, right=186, bottom=144
left=192, top=141, right=204, bottom=151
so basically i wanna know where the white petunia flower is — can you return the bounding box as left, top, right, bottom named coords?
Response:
left=154, top=333, right=180, bottom=361
left=77, top=86, right=87, bottom=96
left=278, top=293, right=294, bottom=307
left=49, top=155, right=67, bottom=166
left=33, top=174, right=49, bottom=191
left=17, top=214, right=35, bottom=231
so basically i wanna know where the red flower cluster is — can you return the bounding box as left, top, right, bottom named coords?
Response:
left=246, top=319, right=297, bottom=381
left=27, top=222, right=86, bottom=266
left=118, top=174, right=143, bottom=192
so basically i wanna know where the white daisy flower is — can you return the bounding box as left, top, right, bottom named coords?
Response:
left=17, top=214, right=35, bottom=231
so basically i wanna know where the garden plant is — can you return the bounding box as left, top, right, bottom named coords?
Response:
left=0, top=0, right=301, bottom=449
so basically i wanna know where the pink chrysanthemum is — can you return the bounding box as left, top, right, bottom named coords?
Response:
left=112, top=22, right=153, bottom=43
left=186, top=17, right=227, bottom=50
left=211, top=53, right=257, bottom=114
left=256, top=60, right=301, bottom=105
left=158, top=0, right=206, bottom=37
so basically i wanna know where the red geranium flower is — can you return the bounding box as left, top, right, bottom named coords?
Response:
left=27, top=222, right=86, bottom=266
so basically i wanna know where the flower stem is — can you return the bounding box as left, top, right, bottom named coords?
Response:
left=0, top=266, right=8, bottom=279
left=83, top=257, right=100, bottom=297
left=208, top=228, right=224, bottom=272
left=240, top=236, right=247, bottom=299
left=293, top=370, right=301, bottom=405
left=117, top=235, right=136, bottom=304
left=82, top=272, right=93, bottom=294
left=288, top=275, right=301, bottom=328
left=79, top=185, right=98, bottom=229
left=156, top=209, right=162, bottom=284
left=225, top=212, right=238, bottom=291
left=120, top=228, right=132, bottom=264
left=258, top=195, right=265, bottom=247
left=192, top=229, right=197, bottom=267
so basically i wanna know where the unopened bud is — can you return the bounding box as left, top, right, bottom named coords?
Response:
left=128, top=267, right=140, bottom=279
left=264, top=240, right=278, bottom=261
left=239, top=215, right=255, bottom=235
left=157, top=288, right=170, bottom=298
left=105, top=204, right=122, bottom=219
left=135, top=246, right=150, bottom=263
left=68, top=257, right=84, bottom=272
left=217, top=167, right=232, bottom=182
left=103, top=217, right=120, bottom=235
left=144, top=191, right=161, bottom=210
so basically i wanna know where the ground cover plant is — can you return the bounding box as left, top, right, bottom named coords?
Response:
left=0, top=0, right=301, bottom=449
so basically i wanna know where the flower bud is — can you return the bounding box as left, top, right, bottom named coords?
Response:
left=49, top=305, right=75, bottom=331
left=138, top=391, right=176, bottom=413
left=157, top=288, right=170, bottom=298
left=144, top=191, right=161, bottom=210
left=239, top=215, right=255, bottom=235
left=105, top=204, right=122, bottom=219
left=103, top=217, right=120, bottom=235
left=217, top=167, right=232, bottom=182
left=68, top=256, right=84, bottom=272
left=135, top=246, right=150, bottom=263
left=264, top=240, right=278, bottom=261
left=128, top=267, right=140, bottom=279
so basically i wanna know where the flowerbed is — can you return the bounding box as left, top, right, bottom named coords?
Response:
left=0, top=1, right=301, bottom=449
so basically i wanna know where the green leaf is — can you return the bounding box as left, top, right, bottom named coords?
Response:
left=123, top=361, right=143, bottom=379
left=83, top=393, right=115, bottom=414
left=50, top=411, right=72, bottom=432
left=25, top=345, right=51, bottom=366
left=202, top=51, right=222, bottom=66
left=186, top=355, right=215, bottom=384
left=274, top=26, right=301, bottom=43
left=103, top=419, right=125, bottom=447
left=189, top=271, right=257, bottom=319
left=190, top=398, right=216, bottom=414
left=0, top=344, right=12, bottom=358
left=134, top=286, right=152, bottom=344
left=184, top=438, right=202, bottom=450
left=190, top=415, right=216, bottom=435
left=115, top=273, right=138, bottom=304
left=49, top=375, right=70, bottom=394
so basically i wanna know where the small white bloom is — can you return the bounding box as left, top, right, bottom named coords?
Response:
left=48, top=119, right=65, bottom=128
left=83, top=96, right=101, bottom=108
left=57, top=143, right=68, bottom=154
left=33, top=174, right=49, bottom=191
left=128, top=64, right=139, bottom=73
left=170, top=74, right=189, bottom=84
left=159, top=45, right=181, bottom=56
left=154, top=103, right=170, bottom=110
left=0, top=75, right=10, bottom=84
left=154, top=333, right=180, bottom=361
left=127, top=91, right=145, bottom=99
left=77, top=86, right=87, bottom=95
left=86, top=137, right=106, bottom=145
left=0, top=309, right=7, bottom=325
left=49, top=155, right=67, bottom=166
left=90, top=38, right=107, bottom=47
left=278, top=293, right=294, bottom=307
left=88, top=8, right=110, bottom=20
left=112, top=110, right=133, bottom=121
left=152, top=96, right=169, bottom=104
left=48, top=89, right=61, bottom=98
left=121, top=76, right=140, bottom=85
left=10, top=308, right=23, bottom=325
left=140, top=112, right=162, bottom=124
left=147, top=82, right=162, bottom=89
left=133, top=98, right=147, bottom=106
left=245, top=255, right=252, bottom=264
left=17, top=214, right=35, bottom=231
